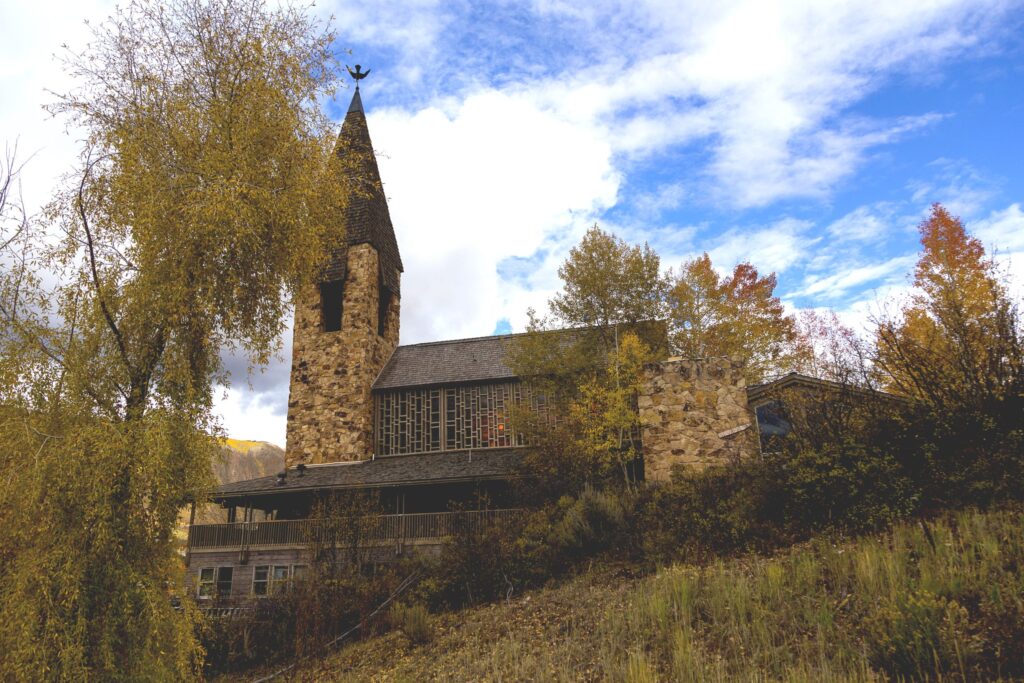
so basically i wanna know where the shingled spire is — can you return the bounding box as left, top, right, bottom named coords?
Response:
left=323, top=86, right=404, bottom=293
left=286, top=78, right=404, bottom=466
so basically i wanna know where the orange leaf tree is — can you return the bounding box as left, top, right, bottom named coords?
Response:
left=874, top=204, right=1023, bottom=504
left=667, top=253, right=805, bottom=382
left=875, top=204, right=1020, bottom=406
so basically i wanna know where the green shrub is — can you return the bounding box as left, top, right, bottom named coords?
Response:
left=863, top=589, right=974, bottom=680
left=389, top=602, right=433, bottom=645
left=766, top=442, right=918, bottom=535
left=643, top=463, right=780, bottom=562
left=894, top=405, right=1024, bottom=512
left=421, top=489, right=643, bottom=610
left=426, top=507, right=535, bottom=609
left=548, top=488, right=629, bottom=560
left=643, top=439, right=924, bottom=564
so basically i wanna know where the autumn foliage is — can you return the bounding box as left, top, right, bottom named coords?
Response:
left=874, top=204, right=1023, bottom=506
left=876, top=204, right=1020, bottom=404
left=668, top=253, right=804, bottom=382
left=0, top=0, right=348, bottom=678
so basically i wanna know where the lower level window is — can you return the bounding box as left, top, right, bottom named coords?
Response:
left=755, top=400, right=792, bottom=453
left=198, top=566, right=233, bottom=599
left=253, top=565, right=308, bottom=595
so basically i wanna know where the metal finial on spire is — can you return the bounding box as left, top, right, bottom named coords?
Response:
left=346, top=64, right=370, bottom=88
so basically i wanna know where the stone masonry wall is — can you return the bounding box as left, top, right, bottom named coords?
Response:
left=638, top=357, right=758, bottom=481
left=286, top=243, right=400, bottom=466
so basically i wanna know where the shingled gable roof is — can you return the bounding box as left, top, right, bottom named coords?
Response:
left=372, top=333, right=520, bottom=390
left=371, top=326, right=613, bottom=391
left=323, top=87, right=404, bottom=293
left=211, top=448, right=523, bottom=501
left=746, top=371, right=903, bottom=404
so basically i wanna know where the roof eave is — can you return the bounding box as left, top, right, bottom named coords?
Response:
left=372, top=374, right=521, bottom=392
left=211, top=472, right=527, bottom=503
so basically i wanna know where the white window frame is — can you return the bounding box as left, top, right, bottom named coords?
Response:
left=197, top=566, right=233, bottom=599
left=252, top=564, right=310, bottom=596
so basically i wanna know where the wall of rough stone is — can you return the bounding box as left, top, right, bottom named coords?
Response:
left=638, top=357, right=758, bottom=481
left=286, top=243, right=400, bottom=466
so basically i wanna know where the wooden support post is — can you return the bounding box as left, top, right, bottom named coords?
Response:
left=184, top=500, right=196, bottom=568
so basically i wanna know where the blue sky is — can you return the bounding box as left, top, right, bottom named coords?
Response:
left=326, top=0, right=1024, bottom=330
left=3, top=0, right=1024, bottom=444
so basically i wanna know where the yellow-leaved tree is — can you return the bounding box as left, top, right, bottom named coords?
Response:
left=875, top=204, right=1019, bottom=406
left=667, top=253, right=805, bottom=383
left=567, top=331, right=654, bottom=487
left=0, top=0, right=349, bottom=678
left=874, top=204, right=1023, bottom=504
left=508, top=226, right=665, bottom=494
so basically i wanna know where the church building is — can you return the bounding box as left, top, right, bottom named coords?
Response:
left=184, top=84, right=793, bottom=602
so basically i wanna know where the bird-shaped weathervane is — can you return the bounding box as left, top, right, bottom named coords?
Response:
left=347, top=64, right=370, bottom=88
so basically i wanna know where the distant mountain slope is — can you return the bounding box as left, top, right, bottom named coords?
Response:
left=192, top=440, right=285, bottom=524
left=213, top=439, right=284, bottom=484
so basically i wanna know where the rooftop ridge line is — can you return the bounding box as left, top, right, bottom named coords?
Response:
left=394, top=325, right=594, bottom=350
left=395, top=332, right=525, bottom=349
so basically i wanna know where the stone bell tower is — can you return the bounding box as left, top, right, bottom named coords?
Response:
left=286, top=82, right=402, bottom=466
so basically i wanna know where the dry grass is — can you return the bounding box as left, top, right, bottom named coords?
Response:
left=273, top=508, right=1023, bottom=682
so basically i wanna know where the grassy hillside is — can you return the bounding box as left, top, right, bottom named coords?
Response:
left=279, top=507, right=1022, bottom=682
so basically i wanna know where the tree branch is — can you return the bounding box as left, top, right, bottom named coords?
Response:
left=0, top=298, right=126, bottom=417
left=77, top=150, right=133, bottom=374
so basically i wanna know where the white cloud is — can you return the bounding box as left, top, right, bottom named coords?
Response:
left=632, top=182, right=689, bottom=219
left=325, top=0, right=452, bottom=90
left=707, top=218, right=815, bottom=274
left=341, top=0, right=1004, bottom=206
left=908, top=158, right=998, bottom=218
left=826, top=204, right=899, bottom=243
left=974, top=203, right=1024, bottom=253
left=370, top=89, right=620, bottom=343
left=0, top=0, right=114, bottom=212
left=712, top=114, right=943, bottom=208
left=974, top=203, right=1024, bottom=301
left=213, top=387, right=288, bottom=447
left=799, top=278, right=914, bottom=342
left=797, top=255, right=916, bottom=301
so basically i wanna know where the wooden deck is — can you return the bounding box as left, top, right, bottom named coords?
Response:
left=187, top=508, right=521, bottom=552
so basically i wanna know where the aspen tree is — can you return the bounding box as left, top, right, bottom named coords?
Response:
left=668, top=253, right=803, bottom=382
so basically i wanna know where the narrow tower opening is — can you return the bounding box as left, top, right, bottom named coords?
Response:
left=321, top=280, right=344, bottom=332
left=378, top=275, right=392, bottom=337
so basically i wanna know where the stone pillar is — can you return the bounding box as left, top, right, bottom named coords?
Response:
left=285, top=243, right=401, bottom=466
left=638, top=357, right=757, bottom=481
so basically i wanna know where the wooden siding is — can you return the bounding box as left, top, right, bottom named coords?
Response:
left=185, top=510, right=521, bottom=603
left=186, top=548, right=306, bottom=602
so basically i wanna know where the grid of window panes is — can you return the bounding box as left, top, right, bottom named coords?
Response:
left=375, top=382, right=553, bottom=456
left=252, top=564, right=307, bottom=596
left=197, top=566, right=233, bottom=599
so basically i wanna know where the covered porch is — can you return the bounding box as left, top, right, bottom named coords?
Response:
left=187, top=508, right=522, bottom=552
left=185, top=449, right=527, bottom=602
left=184, top=448, right=528, bottom=603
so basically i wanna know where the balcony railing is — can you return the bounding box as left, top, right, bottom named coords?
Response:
left=187, top=508, right=521, bottom=551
